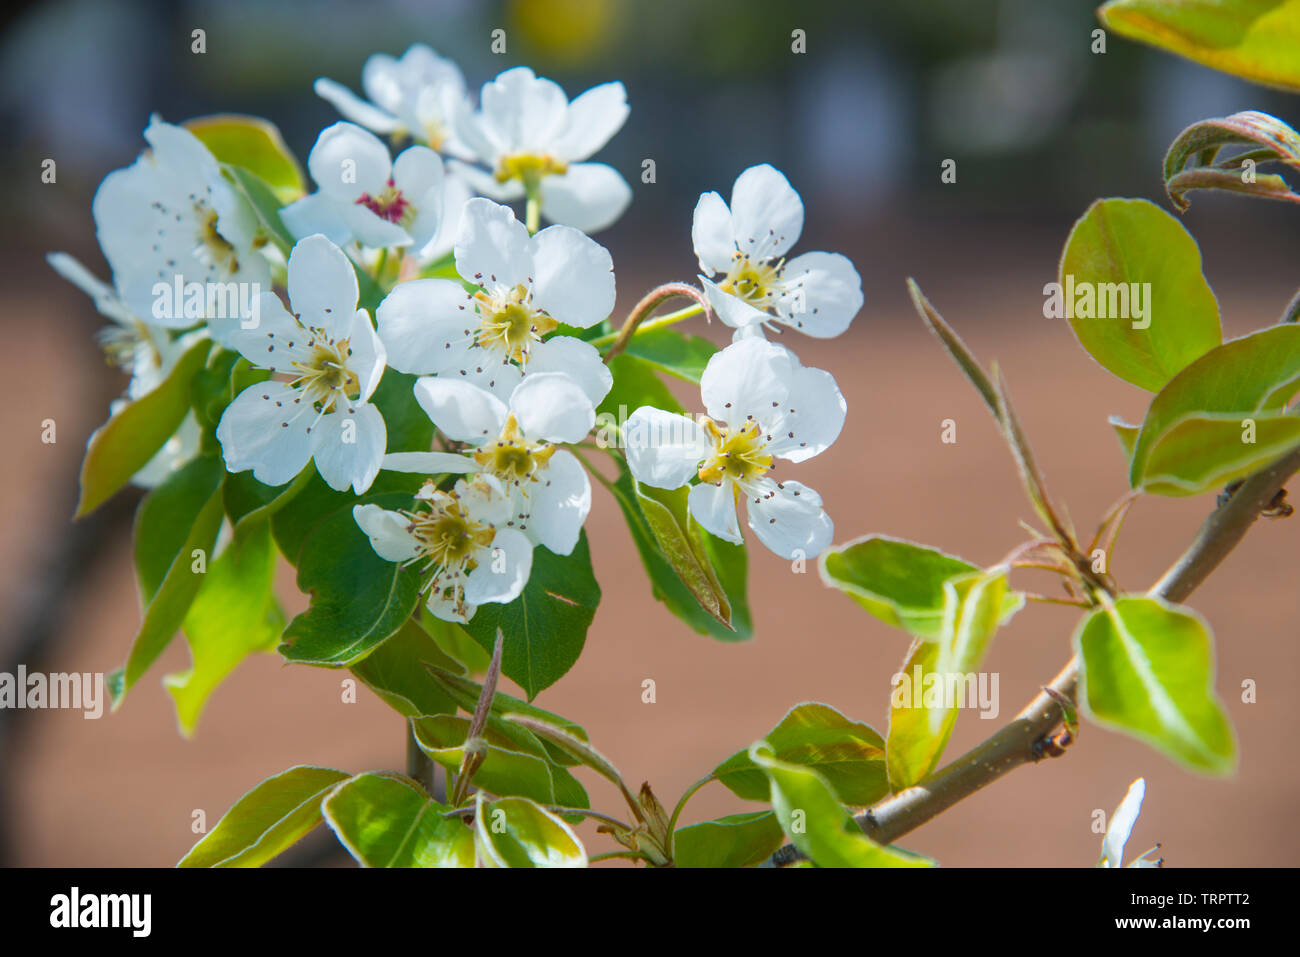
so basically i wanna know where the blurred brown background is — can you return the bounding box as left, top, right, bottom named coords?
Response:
left=1, top=0, right=1297, bottom=867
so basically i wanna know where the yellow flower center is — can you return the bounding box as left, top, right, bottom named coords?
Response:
left=287, top=336, right=359, bottom=410
left=697, top=418, right=772, bottom=486
left=473, top=413, right=556, bottom=485
left=719, top=253, right=783, bottom=308
left=405, top=488, right=496, bottom=570
left=473, top=285, right=558, bottom=365
left=494, top=152, right=568, bottom=188
left=198, top=207, right=239, bottom=274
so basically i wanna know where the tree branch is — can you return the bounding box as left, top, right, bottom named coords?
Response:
left=765, top=444, right=1300, bottom=867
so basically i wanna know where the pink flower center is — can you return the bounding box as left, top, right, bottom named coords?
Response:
left=355, top=179, right=412, bottom=224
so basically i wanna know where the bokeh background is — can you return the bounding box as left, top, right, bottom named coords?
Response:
left=1, top=0, right=1297, bottom=867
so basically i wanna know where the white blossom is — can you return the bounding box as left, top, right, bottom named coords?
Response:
left=216, top=235, right=388, bottom=493
left=376, top=197, right=614, bottom=403
left=1099, top=778, right=1163, bottom=868
left=354, top=473, right=532, bottom=623
left=625, top=337, right=845, bottom=559
left=693, top=164, right=863, bottom=339
left=450, top=67, right=631, bottom=233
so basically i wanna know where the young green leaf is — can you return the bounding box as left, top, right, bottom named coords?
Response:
left=621, top=327, right=717, bottom=383
left=710, top=702, right=889, bottom=807
left=673, top=810, right=784, bottom=868
left=76, top=337, right=211, bottom=517
left=165, top=520, right=283, bottom=736
left=1129, top=324, right=1300, bottom=491
left=178, top=765, right=349, bottom=867
left=886, top=568, right=1017, bottom=789
left=1109, top=416, right=1141, bottom=461
left=1163, top=111, right=1300, bottom=211
left=748, top=743, right=932, bottom=868
left=473, top=794, right=587, bottom=868
left=350, top=619, right=463, bottom=719
left=1074, top=596, right=1237, bottom=775
left=185, top=114, right=305, bottom=201
left=323, top=772, right=475, bottom=867
left=1058, top=198, right=1221, bottom=392
left=1137, top=410, right=1300, bottom=495
left=461, top=532, right=601, bottom=699
left=635, top=480, right=733, bottom=631
left=1099, top=0, right=1300, bottom=93
left=820, top=534, right=1019, bottom=638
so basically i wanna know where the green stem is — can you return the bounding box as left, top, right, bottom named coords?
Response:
left=596, top=283, right=712, bottom=361
left=667, top=774, right=715, bottom=834
left=524, top=184, right=541, bottom=235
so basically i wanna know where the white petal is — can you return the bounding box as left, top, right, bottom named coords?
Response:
left=529, top=223, right=616, bottom=328
left=445, top=159, right=525, bottom=201
left=217, top=381, right=315, bottom=486
left=688, top=481, right=743, bottom=545
left=479, top=66, right=568, bottom=152
left=464, top=527, right=533, bottom=606
left=775, top=251, right=863, bottom=338
left=308, top=122, right=392, bottom=200
left=143, top=117, right=221, bottom=181
left=525, top=336, right=612, bottom=406
left=623, top=407, right=709, bottom=489
left=525, top=450, right=589, bottom=555
left=700, top=337, right=796, bottom=430
left=314, top=77, right=403, bottom=133
left=279, top=192, right=354, bottom=246
left=1102, top=778, right=1146, bottom=868
left=311, top=401, right=387, bottom=493
left=456, top=473, right=513, bottom=526
left=729, top=164, right=803, bottom=261
left=510, top=373, right=595, bottom=444
left=417, top=170, right=472, bottom=263
left=701, top=276, right=770, bottom=331
left=538, top=162, right=631, bottom=233
left=392, top=146, right=445, bottom=248
left=353, top=504, right=420, bottom=562
left=692, top=190, right=735, bottom=276
left=382, top=451, right=481, bottom=474
left=746, top=480, right=833, bottom=559
left=345, top=308, right=387, bottom=401
left=225, top=292, right=306, bottom=373
left=287, top=234, right=360, bottom=334
left=764, top=365, right=846, bottom=463
left=339, top=202, right=414, bottom=249
left=413, top=376, right=508, bottom=443
left=552, top=81, right=629, bottom=161
left=375, top=278, right=475, bottom=375
left=46, top=252, right=135, bottom=325
left=454, top=198, right=533, bottom=290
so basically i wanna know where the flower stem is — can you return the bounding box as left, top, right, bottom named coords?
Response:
left=524, top=185, right=541, bottom=235
left=596, top=282, right=712, bottom=360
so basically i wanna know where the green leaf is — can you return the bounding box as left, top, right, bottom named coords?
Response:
left=748, top=743, right=932, bottom=868
left=225, top=165, right=296, bottom=256
left=369, top=370, right=434, bottom=453
left=1058, top=198, right=1221, bottom=392
left=350, top=618, right=462, bottom=719
left=1110, top=416, right=1141, bottom=460
left=164, top=521, right=283, bottom=735
left=606, top=462, right=751, bottom=641
left=178, top=765, right=348, bottom=867
left=886, top=568, right=1016, bottom=789
left=1130, top=324, right=1300, bottom=491
left=673, top=810, right=784, bottom=868
left=271, top=469, right=422, bottom=567
left=622, top=327, right=717, bottom=383
left=473, top=795, right=587, bottom=868
left=820, top=535, right=1014, bottom=639
left=419, top=607, right=492, bottom=674
left=412, top=715, right=589, bottom=809
left=1099, top=0, right=1300, bottom=93
left=712, top=702, right=890, bottom=807
left=113, top=455, right=225, bottom=707
left=1136, top=410, right=1300, bottom=495
left=502, top=714, right=626, bottom=791
left=76, top=337, right=211, bottom=516
left=323, top=772, right=475, bottom=867
left=185, top=114, right=305, bottom=201
left=1163, top=110, right=1300, bottom=211
left=279, top=492, right=422, bottom=666
left=461, top=532, right=601, bottom=699
left=223, top=466, right=313, bottom=543
left=1075, top=596, right=1237, bottom=774
left=635, top=481, right=734, bottom=631
left=598, top=353, right=685, bottom=421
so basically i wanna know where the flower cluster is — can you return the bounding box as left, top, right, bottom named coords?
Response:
left=54, top=44, right=863, bottom=625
